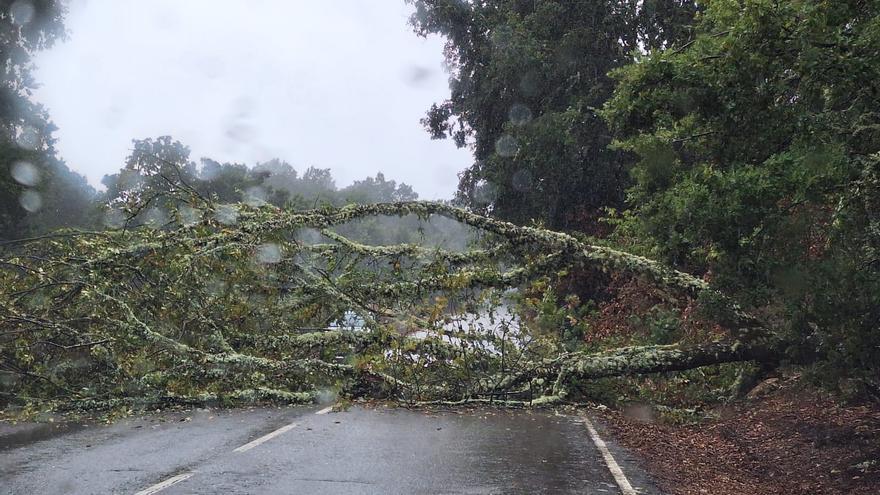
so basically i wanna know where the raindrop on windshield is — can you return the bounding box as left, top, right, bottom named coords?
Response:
left=490, top=24, right=514, bottom=51
left=225, top=122, right=254, bottom=143
left=495, top=135, right=519, bottom=157
left=244, top=186, right=267, bottom=207
left=473, top=180, right=497, bottom=206
left=10, top=161, right=40, bottom=186
left=103, top=208, right=126, bottom=229
left=9, top=1, right=35, bottom=26
left=19, top=190, right=42, bottom=212
left=119, top=169, right=145, bottom=191
left=0, top=373, right=16, bottom=388
left=405, top=66, right=433, bottom=87
left=143, top=207, right=168, bottom=227
left=255, top=243, right=282, bottom=264
left=509, top=104, right=533, bottom=126
left=623, top=403, right=655, bottom=423
left=519, top=71, right=542, bottom=97
left=15, top=126, right=40, bottom=150
left=214, top=204, right=239, bottom=225
left=196, top=56, right=224, bottom=79
left=205, top=278, right=227, bottom=297
left=177, top=205, right=201, bottom=227
left=199, top=161, right=221, bottom=181
left=512, top=169, right=532, bottom=192
left=224, top=97, right=256, bottom=144
left=316, top=388, right=338, bottom=405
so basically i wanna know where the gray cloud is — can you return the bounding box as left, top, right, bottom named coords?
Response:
left=33, top=0, right=470, bottom=199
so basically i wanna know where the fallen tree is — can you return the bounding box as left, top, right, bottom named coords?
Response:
left=0, top=194, right=783, bottom=412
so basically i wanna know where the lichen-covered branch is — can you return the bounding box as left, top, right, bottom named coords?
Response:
left=1, top=199, right=780, bottom=413
left=562, top=340, right=779, bottom=381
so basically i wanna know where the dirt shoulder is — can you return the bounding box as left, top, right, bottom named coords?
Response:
left=598, top=377, right=880, bottom=495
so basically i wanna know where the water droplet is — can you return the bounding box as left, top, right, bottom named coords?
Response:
left=119, top=169, right=145, bottom=191
left=9, top=1, right=34, bottom=26
left=25, top=291, right=49, bottom=310
left=19, top=190, right=42, bottom=212
left=519, top=71, right=542, bottom=97
left=295, top=228, right=324, bottom=246
left=102, top=104, right=126, bottom=129
left=623, top=403, right=654, bottom=423
left=205, top=278, right=227, bottom=297
left=255, top=243, right=282, bottom=264
left=15, top=126, right=40, bottom=150
left=491, top=25, right=515, bottom=51
left=224, top=97, right=256, bottom=143
left=512, top=169, right=532, bottom=192
left=196, top=56, right=224, bottom=79
left=405, top=66, right=432, bottom=87
left=473, top=180, right=497, bottom=206
left=495, top=135, right=519, bottom=157
left=557, top=43, right=583, bottom=66
left=143, top=207, right=168, bottom=227
left=214, top=204, right=239, bottom=225
left=0, top=373, right=17, bottom=388
left=103, top=208, right=126, bottom=229
left=10, top=161, right=39, bottom=186
left=509, top=104, right=533, bottom=126
left=177, top=205, right=201, bottom=227
left=199, top=160, right=221, bottom=181
left=316, top=388, right=338, bottom=405
left=244, top=186, right=267, bottom=207
left=225, top=122, right=254, bottom=143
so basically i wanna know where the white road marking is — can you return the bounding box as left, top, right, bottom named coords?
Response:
left=233, top=422, right=298, bottom=453
left=583, top=416, right=637, bottom=495
left=315, top=406, right=333, bottom=415
left=133, top=472, right=194, bottom=495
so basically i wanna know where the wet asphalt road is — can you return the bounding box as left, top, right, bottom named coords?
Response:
left=0, top=405, right=659, bottom=494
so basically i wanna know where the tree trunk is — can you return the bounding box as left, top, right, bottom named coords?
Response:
left=563, top=340, right=779, bottom=381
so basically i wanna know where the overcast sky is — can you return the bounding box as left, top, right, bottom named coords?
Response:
left=32, top=0, right=471, bottom=199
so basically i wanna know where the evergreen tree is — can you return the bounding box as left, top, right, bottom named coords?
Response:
left=409, top=0, right=697, bottom=230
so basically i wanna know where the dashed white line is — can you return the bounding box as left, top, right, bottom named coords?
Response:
left=233, top=422, right=298, bottom=453
left=583, top=416, right=637, bottom=495
left=133, top=472, right=194, bottom=495
left=315, top=406, right=334, bottom=415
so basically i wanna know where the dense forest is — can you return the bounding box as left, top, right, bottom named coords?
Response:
left=1, top=0, right=878, bottom=423
left=410, top=0, right=880, bottom=398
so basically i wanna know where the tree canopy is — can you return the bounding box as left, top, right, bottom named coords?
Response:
left=602, top=0, right=880, bottom=394
left=409, top=0, right=698, bottom=230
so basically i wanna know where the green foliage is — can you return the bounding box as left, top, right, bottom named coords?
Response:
left=0, top=0, right=97, bottom=240
left=603, top=0, right=880, bottom=395
left=631, top=308, right=683, bottom=346
left=2, top=188, right=777, bottom=413
left=99, top=136, right=470, bottom=248
left=583, top=363, right=755, bottom=414
left=409, top=0, right=698, bottom=230
left=514, top=278, right=594, bottom=351
left=0, top=194, right=557, bottom=411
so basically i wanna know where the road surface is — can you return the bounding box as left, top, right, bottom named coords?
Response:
left=1, top=405, right=659, bottom=494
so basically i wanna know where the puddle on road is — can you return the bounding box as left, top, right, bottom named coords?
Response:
left=0, top=421, right=88, bottom=451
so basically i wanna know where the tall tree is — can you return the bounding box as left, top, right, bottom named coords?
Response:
left=339, top=172, right=418, bottom=204
left=603, top=0, right=880, bottom=394
left=408, top=0, right=697, bottom=230
left=0, top=0, right=95, bottom=239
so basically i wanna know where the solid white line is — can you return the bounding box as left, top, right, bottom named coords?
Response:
left=315, top=406, right=333, bottom=415
left=133, top=472, right=194, bottom=495
left=583, top=416, right=637, bottom=495
left=233, top=422, right=298, bottom=453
